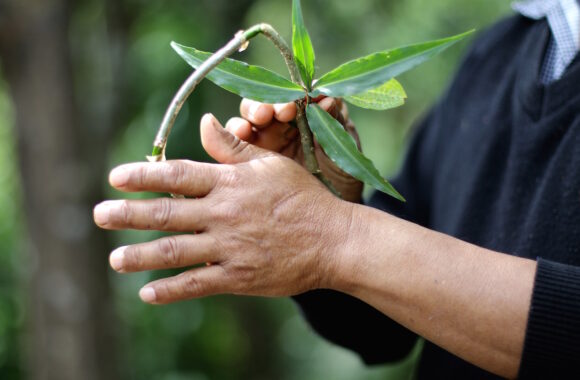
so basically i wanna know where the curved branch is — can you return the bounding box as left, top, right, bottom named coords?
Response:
left=150, top=23, right=339, bottom=198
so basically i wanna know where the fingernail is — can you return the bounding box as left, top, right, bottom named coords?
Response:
left=109, top=246, right=126, bottom=272
left=93, top=201, right=114, bottom=226
left=139, top=287, right=157, bottom=303
left=109, top=166, right=129, bottom=187
left=248, top=102, right=261, bottom=119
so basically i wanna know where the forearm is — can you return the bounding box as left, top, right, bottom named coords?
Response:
left=331, top=202, right=536, bottom=379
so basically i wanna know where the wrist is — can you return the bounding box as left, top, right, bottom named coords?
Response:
left=325, top=203, right=408, bottom=297
left=316, top=199, right=369, bottom=292
left=314, top=149, right=363, bottom=203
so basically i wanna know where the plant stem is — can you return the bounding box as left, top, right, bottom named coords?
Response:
left=253, top=26, right=340, bottom=196
left=151, top=23, right=340, bottom=197
left=295, top=99, right=340, bottom=197
left=151, top=23, right=301, bottom=160
left=294, top=99, right=318, bottom=173
left=252, top=24, right=303, bottom=85
left=150, top=31, right=249, bottom=160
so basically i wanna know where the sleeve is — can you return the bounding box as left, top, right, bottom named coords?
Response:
left=292, top=106, right=445, bottom=365
left=518, top=258, right=580, bottom=379
left=293, top=290, right=418, bottom=364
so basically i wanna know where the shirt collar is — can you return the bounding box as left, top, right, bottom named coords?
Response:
left=512, top=0, right=580, bottom=81
left=512, top=0, right=580, bottom=51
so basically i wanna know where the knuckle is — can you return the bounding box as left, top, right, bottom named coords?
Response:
left=215, top=202, right=244, bottom=225
left=167, top=161, right=188, bottom=190
left=225, top=259, right=258, bottom=293
left=122, top=245, right=142, bottom=270
left=117, top=200, right=132, bottom=225
left=229, top=134, right=248, bottom=155
left=181, top=273, right=204, bottom=296
left=134, top=166, right=146, bottom=188
left=220, top=166, right=242, bottom=186
left=157, top=236, right=182, bottom=267
left=152, top=198, right=174, bottom=229
left=235, top=264, right=257, bottom=284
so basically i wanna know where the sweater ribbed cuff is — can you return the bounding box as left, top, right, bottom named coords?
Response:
left=518, top=258, right=580, bottom=379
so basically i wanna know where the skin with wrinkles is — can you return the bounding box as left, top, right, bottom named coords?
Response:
left=95, top=113, right=350, bottom=300
left=94, top=97, right=535, bottom=379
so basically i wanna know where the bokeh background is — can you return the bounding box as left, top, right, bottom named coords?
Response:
left=0, top=1, right=512, bottom=379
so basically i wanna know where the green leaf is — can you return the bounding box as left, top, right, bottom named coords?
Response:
left=172, top=42, right=305, bottom=103
left=344, top=78, right=407, bottom=110
left=311, top=30, right=474, bottom=98
left=306, top=103, right=405, bottom=201
left=292, top=0, right=315, bottom=90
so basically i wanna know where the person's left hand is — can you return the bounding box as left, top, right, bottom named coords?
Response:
left=93, top=113, right=354, bottom=304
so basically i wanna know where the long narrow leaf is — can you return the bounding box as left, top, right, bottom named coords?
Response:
left=344, top=79, right=407, bottom=110
left=311, top=30, right=474, bottom=98
left=306, top=103, right=405, bottom=201
left=292, top=0, right=316, bottom=89
left=172, top=42, right=305, bottom=103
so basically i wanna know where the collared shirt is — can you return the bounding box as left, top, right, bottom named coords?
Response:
left=513, top=0, right=580, bottom=83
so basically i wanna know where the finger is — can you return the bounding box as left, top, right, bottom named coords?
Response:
left=318, top=97, right=347, bottom=127
left=311, top=94, right=327, bottom=103
left=139, top=265, right=228, bottom=304
left=109, top=234, right=220, bottom=273
left=201, top=113, right=272, bottom=164
left=318, top=96, right=345, bottom=122
left=272, top=102, right=297, bottom=123
left=108, top=160, right=217, bottom=197
left=93, top=198, right=210, bottom=231
left=337, top=98, right=349, bottom=121
left=240, top=98, right=275, bottom=126
left=281, top=139, right=300, bottom=159
left=253, top=121, right=298, bottom=152
left=225, top=117, right=253, bottom=141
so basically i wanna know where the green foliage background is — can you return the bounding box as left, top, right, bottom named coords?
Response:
left=0, top=1, right=511, bottom=379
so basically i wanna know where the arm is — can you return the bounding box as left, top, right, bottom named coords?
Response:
left=336, top=202, right=536, bottom=379
left=229, top=97, right=418, bottom=363
left=93, top=112, right=537, bottom=378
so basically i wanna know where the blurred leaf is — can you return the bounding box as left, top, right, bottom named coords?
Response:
left=172, top=42, right=305, bottom=103
left=344, top=78, right=407, bottom=110
left=306, top=103, right=404, bottom=201
left=311, top=30, right=474, bottom=98
left=292, top=0, right=315, bottom=89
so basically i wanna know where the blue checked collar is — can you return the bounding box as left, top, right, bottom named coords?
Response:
left=512, top=0, right=580, bottom=83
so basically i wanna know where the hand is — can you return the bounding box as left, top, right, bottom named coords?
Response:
left=225, top=97, right=363, bottom=202
left=93, top=114, right=354, bottom=304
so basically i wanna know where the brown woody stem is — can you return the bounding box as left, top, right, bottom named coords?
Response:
left=295, top=99, right=341, bottom=197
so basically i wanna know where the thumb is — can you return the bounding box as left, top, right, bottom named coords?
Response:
left=200, top=113, right=272, bottom=164
left=317, top=97, right=346, bottom=127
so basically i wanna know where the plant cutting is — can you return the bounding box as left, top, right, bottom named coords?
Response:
left=149, top=0, right=473, bottom=201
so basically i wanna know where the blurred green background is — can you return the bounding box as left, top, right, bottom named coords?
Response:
left=0, top=1, right=511, bottom=379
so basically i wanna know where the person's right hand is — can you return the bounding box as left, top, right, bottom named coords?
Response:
left=225, top=97, right=363, bottom=202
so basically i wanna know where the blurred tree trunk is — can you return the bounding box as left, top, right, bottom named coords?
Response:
left=0, top=0, right=124, bottom=379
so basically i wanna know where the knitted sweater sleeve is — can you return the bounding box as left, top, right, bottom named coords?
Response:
left=518, top=258, right=580, bottom=378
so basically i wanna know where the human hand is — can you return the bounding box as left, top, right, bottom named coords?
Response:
left=225, top=97, right=363, bottom=202
left=93, top=114, right=354, bottom=304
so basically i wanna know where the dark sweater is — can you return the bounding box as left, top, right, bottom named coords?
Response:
left=294, top=15, right=580, bottom=379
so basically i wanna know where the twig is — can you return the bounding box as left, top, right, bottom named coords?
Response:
left=150, top=23, right=340, bottom=198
